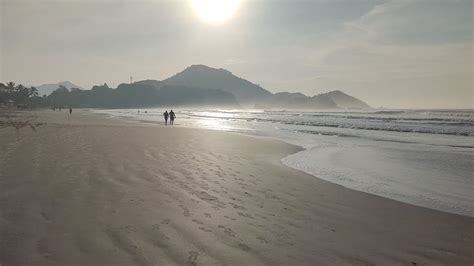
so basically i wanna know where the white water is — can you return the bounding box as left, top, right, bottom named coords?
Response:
left=92, top=108, right=474, bottom=217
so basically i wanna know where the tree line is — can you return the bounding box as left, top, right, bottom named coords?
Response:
left=0, top=82, right=44, bottom=108
left=0, top=82, right=239, bottom=109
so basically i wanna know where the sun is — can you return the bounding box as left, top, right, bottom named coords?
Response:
left=191, top=0, right=241, bottom=24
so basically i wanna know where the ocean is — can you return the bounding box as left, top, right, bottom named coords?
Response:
left=92, top=108, right=474, bottom=217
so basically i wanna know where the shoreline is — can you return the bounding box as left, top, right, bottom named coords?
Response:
left=90, top=108, right=474, bottom=217
left=1, top=110, right=473, bottom=265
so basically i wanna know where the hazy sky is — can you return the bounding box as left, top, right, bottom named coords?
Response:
left=1, top=0, right=473, bottom=108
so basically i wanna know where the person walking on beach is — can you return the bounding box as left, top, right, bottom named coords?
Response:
left=69, top=107, right=72, bottom=115
left=169, top=110, right=176, bottom=125
left=163, top=110, right=169, bottom=125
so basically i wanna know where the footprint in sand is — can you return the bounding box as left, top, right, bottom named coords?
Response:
left=192, top=219, right=204, bottom=225
left=161, top=218, right=171, bottom=225
left=237, top=212, right=254, bottom=219
left=186, top=251, right=199, bottom=266
left=256, top=236, right=269, bottom=244
left=179, top=204, right=191, bottom=217
left=198, top=226, right=212, bottom=233
left=204, top=213, right=211, bottom=218
left=40, top=211, right=52, bottom=222
left=238, top=243, right=251, bottom=251
left=229, top=202, right=247, bottom=210
left=223, top=215, right=237, bottom=221
left=218, top=225, right=237, bottom=238
left=194, top=191, right=218, bottom=202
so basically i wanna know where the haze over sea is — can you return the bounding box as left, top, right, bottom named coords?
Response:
left=94, top=108, right=474, bottom=217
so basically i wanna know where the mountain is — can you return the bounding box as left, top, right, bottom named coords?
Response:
left=322, top=90, right=370, bottom=109
left=161, top=65, right=272, bottom=106
left=133, top=79, right=162, bottom=89
left=47, top=83, right=239, bottom=108
left=128, top=65, right=369, bottom=109
left=157, top=85, right=239, bottom=107
left=42, top=65, right=369, bottom=109
left=257, top=90, right=370, bottom=110
left=257, top=92, right=338, bottom=109
left=35, top=81, right=84, bottom=97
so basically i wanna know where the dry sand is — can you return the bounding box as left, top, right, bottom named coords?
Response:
left=0, top=110, right=472, bottom=265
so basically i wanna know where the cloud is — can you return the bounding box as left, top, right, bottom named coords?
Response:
left=345, top=0, right=473, bottom=45
left=296, top=0, right=473, bottom=108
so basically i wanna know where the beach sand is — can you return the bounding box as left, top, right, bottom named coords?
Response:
left=0, top=110, right=472, bottom=265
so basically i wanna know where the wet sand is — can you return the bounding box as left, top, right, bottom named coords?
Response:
left=0, top=110, right=472, bottom=265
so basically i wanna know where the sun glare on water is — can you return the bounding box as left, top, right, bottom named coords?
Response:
left=191, top=0, right=241, bottom=24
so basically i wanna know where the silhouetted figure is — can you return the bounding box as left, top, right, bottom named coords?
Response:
left=69, top=107, right=72, bottom=114
left=163, top=110, right=169, bottom=125
left=169, top=110, right=176, bottom=125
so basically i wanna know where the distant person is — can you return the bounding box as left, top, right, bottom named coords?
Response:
left=169, top=110, right=176, bottom=125
left=69, top=107, right=72, bottom=114
left=163, top=110, right=169, bottom=125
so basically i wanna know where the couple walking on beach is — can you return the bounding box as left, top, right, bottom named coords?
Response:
left=163, top=110, right=176, bottom=125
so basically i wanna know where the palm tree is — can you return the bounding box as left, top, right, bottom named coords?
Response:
left=16, top=84, right=25, bottom=91
left=29, top=86, right=39, bottom=97
left=13, top=84, right=30, bottom=104
left=0, top=83, right=5, bottom=95
left=6, top=82, right=16, bottom=95
left=0, top=83, right=5, bottom=103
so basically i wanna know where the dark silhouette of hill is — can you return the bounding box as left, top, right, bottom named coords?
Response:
left=256, top=90, right=370, bottom=109
left=47, top=83, right=156, bottom=108
left=131, top=65, right=370, bottom=109
left=257, top=92, right=338, bottom=109
left=323, top=90, right=370, bottom=109
left=35, top=81, right=84, bottom=97
left=134, top=79, right=162, bottom=89
left=158, top=85, right=239, bottom=107
left=161, top=65, right=272, bottom=106
left=39, top=64, right=369, bottom=109
left=46, top=83, right=239, bottom=108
